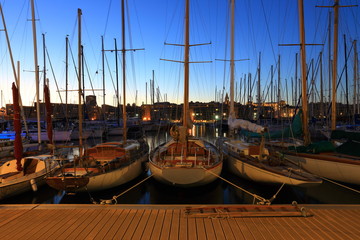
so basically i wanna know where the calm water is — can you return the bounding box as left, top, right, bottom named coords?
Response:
left=2, top=125, right=360, bottom=205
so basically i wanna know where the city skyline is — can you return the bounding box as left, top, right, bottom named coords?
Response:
left=0, top=0, right=359, bottom=109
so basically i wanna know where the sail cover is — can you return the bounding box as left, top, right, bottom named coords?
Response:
left=12, top=82, right=23, bottom=171
left=228, top=115, right=266, bottom=134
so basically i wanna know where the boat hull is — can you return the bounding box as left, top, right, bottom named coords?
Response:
left=149, top=162, right=222, bottom=188
left=226, top=154, right=321, bottom=186
left=29, top=130, right=72, bottom=142
left=0, top=156, right=59, bottom=200
left=284, top=152, right=360, bottom=185
left=45, top=153, right=148, bottom=192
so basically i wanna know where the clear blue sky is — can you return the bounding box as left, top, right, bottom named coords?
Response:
left=0, top=0, right=359, bottom=108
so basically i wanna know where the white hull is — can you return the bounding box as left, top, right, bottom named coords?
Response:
left=149, top=162, right=222, bottom=187
left=226, top=154, right=320, bottom=186
left=29, top=130, right=72, bottom=142
left=78, top=154, right=147, bottom=192
left=284, top=153, right=360, bottom=185
left=0, top=155, right=59, bottom=200
left=149, top=138, right=222, bottom=188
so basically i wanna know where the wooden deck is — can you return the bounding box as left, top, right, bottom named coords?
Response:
left=0, top=204, right=359, bottom=239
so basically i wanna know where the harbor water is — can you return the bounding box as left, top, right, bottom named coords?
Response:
left=1, top=125, right=359, bottom=205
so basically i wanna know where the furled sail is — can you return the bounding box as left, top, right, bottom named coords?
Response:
left=228, top=115, right=266, bottom=134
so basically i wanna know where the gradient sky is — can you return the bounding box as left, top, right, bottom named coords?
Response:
left=0, top=0, right=359, bottom=108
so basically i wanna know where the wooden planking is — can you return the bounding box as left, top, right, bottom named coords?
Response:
left=149, top=209, right=166, bottom=239
left=218, top=218, right=236, bottom=240
left=312, top=209, right=359, bottom=240
left=159, top=209, right=173, bottom=240
left=49, top=208, right=92, bottom=239
left=0, top=205, right=360, bottom=240
left=76, top=209, right=111, bottom=240
left=35, top=209, right=84, bottom=240
left=131, top=209, right=152, bottom=239
left=93, top=209, right=125, bottom=240
left=0, top=207, right=45, bottom=239
left=169, top=209, right=181, bottom=240
left=20, top=209, right=65, bottom=240
left=140, top=209, right=159, bottom=240
left=102, top=208, right=131, bottom=239
left=120, top=209, right=144, bottom=239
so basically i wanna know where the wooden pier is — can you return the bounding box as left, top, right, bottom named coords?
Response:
left=0, top=204, right=359, bottom=239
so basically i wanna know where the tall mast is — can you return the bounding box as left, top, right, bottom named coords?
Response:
left=257, top=52, right=261, bottom=123
left=0, top=4, right=28, bottom=132
left=122, top=0, right=127, bottom=143
left=65, top=36, right=69, bottom=127
left=298, top=0, right=310, bottom=145
left=183, top=0, right=190, bottom=130
left=331, top=0, right=339, bottom=130
left=101, top=36, right=105, bottom=110
left=229, top=0, right=235, bottom=117
left=115, top=38, right=120, bottom=126
left=320, top=52, right=324, bottom=120
left=78, top=8, right=83, bottom=151
left=30, top=0, right=41, bottom=145
left=354, top=40, right=358, bottom=122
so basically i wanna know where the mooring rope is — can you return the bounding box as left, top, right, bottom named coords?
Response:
left=319, top=176, right=360, bottom=194
left=202, top=167, right=271, bottom=205
left=98, top=174, right=154, bottom=205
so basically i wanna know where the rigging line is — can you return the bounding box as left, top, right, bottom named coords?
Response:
left=260, top=0, right=277, bottom=64
left=102, top=0, right=113, bottom=37
left=45, top=46, right=66, bottom=113
left=68, top=40, right=79, bottom=86
left=202, top=167, right=271, bottom=205
left=321, top=176, right=360, bottom=195
left=126, top=0, right=138, bottom=101
left=83, top=53, right=96, bottom=96
left=104, top=52, right=117, bottom=98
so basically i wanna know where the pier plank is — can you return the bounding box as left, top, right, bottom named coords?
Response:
left=20, top=209, right=65, bottom=240
left=102, top=208, right=131, bottom=239
left=75, top=209, right=111, bottom=240
left=48, top=208, right=92, bottom=240
left=195, top=218, right=206, bottom=240
left=169, top=209, right=181, bottom=240
left=36, top=208, right=84, bottom=240
left=131, top=209, right=152, bottom=240
left=159, top=209, right=173, bottom=240
left=211, top=218, right=226, bottom=240
left=0, top=205, right=359, bottom=240
left=202, top=218, right=216, bottom=239
left=149, top=209, right=166, bottom=240
left=178, top=210, right=188, bottom=239
left=121, top=209, right=144, bottom=239
left=140, top=209, right=159, bottom=240
left=93, top=209, right=124, bottom=240
left=0, top=207, right=44, bottom=239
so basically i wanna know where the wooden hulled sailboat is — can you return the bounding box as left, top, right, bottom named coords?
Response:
left=283, top=0, right=360, bottom=185
left=148, top=0, right=222, bottom=188
left=217, top=0, right=322, bottom=186
left=45, top=6, right=149, bottom=193
left=0, top=83, right=59, bottom=200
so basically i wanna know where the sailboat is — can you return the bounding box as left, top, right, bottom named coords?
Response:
left=217, top=0, right=322, bottom=186
left=0, top=83, right=59, bottom=200
left=282, top=0, right=360, bottom=185
left=148, top=0, right=222, bottom=188
left=45, top=5, right=149, bottom=193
